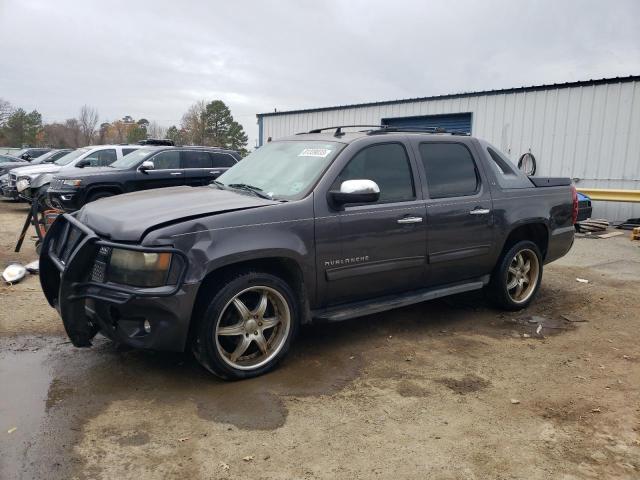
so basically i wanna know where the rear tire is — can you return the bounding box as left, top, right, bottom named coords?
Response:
left=487, top=240, right=543, bottom=311
left=192, top=270, right=299, bottom=380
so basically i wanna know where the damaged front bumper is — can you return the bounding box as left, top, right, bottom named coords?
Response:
left=40, top=214, right=197, bottom=351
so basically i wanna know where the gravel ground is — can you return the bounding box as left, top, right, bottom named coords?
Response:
left=1, top=198, right=639, bottom=479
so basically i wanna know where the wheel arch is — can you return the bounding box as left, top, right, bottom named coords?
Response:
left=85, top=184, right=124, bottom=200
left=189, top=254, right=313, bottom=343
left=499, top=220, right=550, bottom=260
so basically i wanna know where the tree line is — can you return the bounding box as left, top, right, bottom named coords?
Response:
left=0, top=98, right=249, bottom=155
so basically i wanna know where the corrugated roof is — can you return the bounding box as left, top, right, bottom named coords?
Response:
left=256, top=75, right=640, bottom=118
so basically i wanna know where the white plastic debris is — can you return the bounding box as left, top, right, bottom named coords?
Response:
left=2, top=263, right=27, bottom=284
left=25, top=260, right=39, bottom=274
left=536, top=324, right=543, bottom=335
left=576, top=278, right=589, bottom=283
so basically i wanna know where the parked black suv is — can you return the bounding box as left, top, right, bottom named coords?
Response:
left=47, top=146, right=240, bottom=211
left=41, top=127, right=576, bottom=380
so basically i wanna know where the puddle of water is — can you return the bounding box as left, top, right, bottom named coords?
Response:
left=503, top=315, right=577, bottom=338
left=1, top=327, right=367, bottom=479
left=0, top=345, right=53, bottom=480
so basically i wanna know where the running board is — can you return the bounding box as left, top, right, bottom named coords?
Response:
left=312, top=278, right=488, bottom=323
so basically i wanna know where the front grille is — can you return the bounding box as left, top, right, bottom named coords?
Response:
left=54, top=223, right=86, bottom=265
left=90, top=246, right=112, bottom=282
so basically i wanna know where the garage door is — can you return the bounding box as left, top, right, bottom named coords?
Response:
left=382, top=112, right=472, bottom=133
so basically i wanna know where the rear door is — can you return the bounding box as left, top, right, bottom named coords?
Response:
left=207, top=152, right=237, bottom=179
left=182, top=150, right=219, bottom=186
left=413, top=140, right=495, bottom=286
left=135, top=149, right=185, bottom=190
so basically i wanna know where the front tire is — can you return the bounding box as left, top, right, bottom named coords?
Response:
left=192, top=271, right=299, bottom=380
left=487, top=240, right=543, bottom=311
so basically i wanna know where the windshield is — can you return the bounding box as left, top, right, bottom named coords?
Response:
left=30, top=150, right=56, bottom=164
left=216, top=141, right=343, bottom=200
left=55, top=147, right=91, bottom=166
left=11, top=149, right=28, bottom=158
left=109, top=148, right=156, bottom=169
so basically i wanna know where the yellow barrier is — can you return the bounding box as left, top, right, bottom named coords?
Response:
left=577, top=188, right=640, bottom=203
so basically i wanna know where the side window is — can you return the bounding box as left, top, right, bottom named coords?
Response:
left=419, top=143, right=478, bottom=198
left=122, top=148, right=138, bottom=156
left=210, top=153, right=237, bottom=168
left=332, top=143, right=415, bottom=203
left=85, top=149, right=117, bottom=166
left=182, top=150, right=212, bottom=169
left=152, top=150, right=181, bottom=169
left=99, top=149, right=117, bottom=166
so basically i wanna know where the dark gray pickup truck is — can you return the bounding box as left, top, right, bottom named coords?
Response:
left=40, top=127, right=576, bottom=379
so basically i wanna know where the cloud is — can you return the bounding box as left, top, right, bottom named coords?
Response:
left=0, top=0, right=638, bottom=147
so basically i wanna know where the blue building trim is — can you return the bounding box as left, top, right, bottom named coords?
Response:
left=382, top=112, right=473, bottom=134
left=257, top=116, right=264, bottom=147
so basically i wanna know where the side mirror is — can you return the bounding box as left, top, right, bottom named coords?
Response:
left=76, top=159, right=90, bottom=168
left=328, top=179, right=380, bottom=208
left=139, top=160, right=154, bottom=172
left=21, top=153, right=32, bottom=161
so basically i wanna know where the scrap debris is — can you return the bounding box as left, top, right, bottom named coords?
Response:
left=617, top=217, right=640, bottom=231
left=576, top=278, right=589, bottom=283
left=575, top=218, right=609, bottom=233
left=24, top=260, right=39, bottom=274
left=2, top=263, right=27, bottom=284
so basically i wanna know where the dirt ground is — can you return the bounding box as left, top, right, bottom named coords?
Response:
left=1, top=198, right=639, bottom=480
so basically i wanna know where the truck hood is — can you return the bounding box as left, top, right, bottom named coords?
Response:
left=55, top=166, right=123, bottom=180
left=10, top=163, right=61, bottom=178
left=0, top=162, right=30, bottom=174
left=77, top=186, right=278, bottom=242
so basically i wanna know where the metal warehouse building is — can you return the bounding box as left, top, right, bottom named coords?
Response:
left=257, top=75, right=640, bottom=221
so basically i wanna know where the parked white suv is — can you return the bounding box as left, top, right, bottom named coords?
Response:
left=5, top=145, right=140, bottom=201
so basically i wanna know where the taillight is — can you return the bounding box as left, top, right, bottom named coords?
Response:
left=571, top=185, right=578, bottom=224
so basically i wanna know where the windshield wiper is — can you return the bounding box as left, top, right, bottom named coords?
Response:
left=228, top=183, right=273, bottom=200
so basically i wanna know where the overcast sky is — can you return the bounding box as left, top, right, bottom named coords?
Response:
left=1, top=0, right=639, bottom=147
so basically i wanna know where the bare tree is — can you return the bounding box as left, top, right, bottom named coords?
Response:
left=0, top=98, right=14, bottom=126
left=79, top=105, right=99, bottom=145
left=147, top=121, right=167, bottom=139
left=181, top=100, right=207, bottom=145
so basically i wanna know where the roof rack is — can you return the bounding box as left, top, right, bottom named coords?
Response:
left=303, top=125, right=386, bottom=137
left=367, top=126, right=470, bottom=136
left=299, top=125, right=470, bottom=137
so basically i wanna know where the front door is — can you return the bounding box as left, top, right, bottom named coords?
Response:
left=318, top=142, right=427, bottom=306
left=135, top=150, right=184, bottom=191
left=414, top=141, right=495, bottom=286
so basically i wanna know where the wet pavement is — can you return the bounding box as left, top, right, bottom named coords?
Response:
left=1, top=216, right=639, bottom=478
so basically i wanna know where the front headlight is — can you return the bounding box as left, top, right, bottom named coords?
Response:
left=107, top=248, right=173, bottom=287
left=62, top=179, right=82, bottom=187
left=16, top=178, right=30, bottom=192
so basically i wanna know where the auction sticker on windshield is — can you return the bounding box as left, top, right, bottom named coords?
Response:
left=298, top=148, right=332, bottom=158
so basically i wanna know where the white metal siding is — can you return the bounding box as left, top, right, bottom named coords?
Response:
left=260, top=79, right=640, bottom=221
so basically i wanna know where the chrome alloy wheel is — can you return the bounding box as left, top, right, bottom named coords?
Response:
left=506, top=248, right=540, bottom=304
left=215, top=286, right=291, bottom=370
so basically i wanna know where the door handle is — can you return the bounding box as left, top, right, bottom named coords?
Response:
left=397, top=216, right=423, bottom=224
left=209, top=170, right=221, bottom=175
left=469, top=208, right=491, bottom=215
left=170, top=172, right=183, bottom=176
